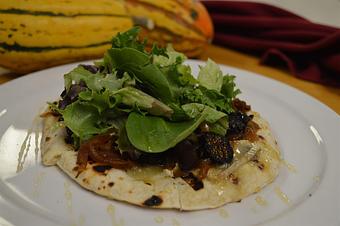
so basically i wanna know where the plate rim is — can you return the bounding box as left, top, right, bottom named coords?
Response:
left=0, top=59, right=339, bottom=226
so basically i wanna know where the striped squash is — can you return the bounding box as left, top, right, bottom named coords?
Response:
left=0, top=0, right=213, bottom=73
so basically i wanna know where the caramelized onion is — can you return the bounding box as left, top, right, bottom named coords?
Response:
left=243, top=120, right=260, bottom=142
left=197, top=160, right=212, bottom=180
left=76, top=134, right=133, bottom=172
left=232, top=99, right=251, bottom=113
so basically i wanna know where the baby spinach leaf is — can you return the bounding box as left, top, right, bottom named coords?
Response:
left=105, top=48, right=150, bottom=72
left=126, top=112, right=208, bottom=153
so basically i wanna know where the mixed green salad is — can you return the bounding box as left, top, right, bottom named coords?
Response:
left=51, top=27, right=241, bottom=157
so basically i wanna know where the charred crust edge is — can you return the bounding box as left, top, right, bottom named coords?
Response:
left=92, top=165, right=112, bottom=173
left=181, top=172, right=204, bottom=191
left=143, top=195, right=163, bottom=207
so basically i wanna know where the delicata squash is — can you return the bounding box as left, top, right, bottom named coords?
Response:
left=0, top=0, right=213, bottom=73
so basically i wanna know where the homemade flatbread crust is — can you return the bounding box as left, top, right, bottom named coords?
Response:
left=41, top=111, right=280, bottom=210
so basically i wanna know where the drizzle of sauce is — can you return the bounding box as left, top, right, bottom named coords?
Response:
left=127, top=166, right=163, bottom=184
left=172, top=218, right=180, bottom=226
left=250, top=206, right=258, bottom=213
left=32, top=171, right=45, bottom=197
left=64, top=181, right=73, bottom=213
left=282, top=160, right=297, bottom=173
left=17, top=113, right=42, bottom=172
left=69, top=215, right=85, bottom=226
left=107, top=204, right=124, bottom=226
left=34, top=122, right=41, bottom=162
left=274, top=187, right=290, bottom=204
left=17, top=131, right=32, bottom=172
left=78, top=214, right=85, bottom=226
left=154, top=216, right=164, bottom=224
left=255, top=195, right=268, bottom=206
left=64, top=181, right=79, bottom=226
left=218, top=208, right=229, bottom=218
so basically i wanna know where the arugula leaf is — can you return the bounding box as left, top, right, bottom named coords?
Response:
left=221, top=74, right=241, bottom=99
left=151, top=43, right=167, bottom=56
left=181, top=86, right=233, bottom=113
left=111, top=26, right=146, bottom=52
left=197, top=59, right=224, bottom=92
left=126, top=112, right=208, bottom=153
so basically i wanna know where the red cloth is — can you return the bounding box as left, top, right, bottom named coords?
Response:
left=202, top=1, right=340, bottom=86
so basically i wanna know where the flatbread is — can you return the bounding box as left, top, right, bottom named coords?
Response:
left=41, top=111, right=280, bottom=210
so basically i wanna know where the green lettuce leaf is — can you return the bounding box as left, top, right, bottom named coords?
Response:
left=197, top=59, right=223, bottom=91
left=153, top=45, right=186, bottom=67
left=78, top=89, right=117, bottom=113
left=64, top=66, right=130, bottom=92
left=181, top=103, right=226, bottom=123
left=221, top=74, right=241, bottom=99
left=182, top=103, right=228, bottom=135
left=62, top=102, right=111, bottom=142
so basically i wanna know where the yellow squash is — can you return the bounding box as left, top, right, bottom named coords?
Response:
left=0, top=0, right=213, bottom=73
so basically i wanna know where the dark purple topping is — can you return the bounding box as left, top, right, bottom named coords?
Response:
left=58, top=83, right=87, bottom=110
left=81, top=64, right=99, bottom=74
left=175, top=140, right=199, bottom=171
left=137, top=150, right=175, bottom=168
left=64, top=127, right=74, bottom=144
left=201, top=133, right=233, bottom=164
left=227, top=112, right=252, bottom=136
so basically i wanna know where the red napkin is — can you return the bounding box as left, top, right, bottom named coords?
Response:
left=202, top=1, right=340, bottom=86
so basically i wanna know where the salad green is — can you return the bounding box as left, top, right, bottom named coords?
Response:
left=53, top=27, right=240, bottom=153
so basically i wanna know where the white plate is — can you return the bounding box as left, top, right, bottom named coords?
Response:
left=0, top=60, right=339, bottom=226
